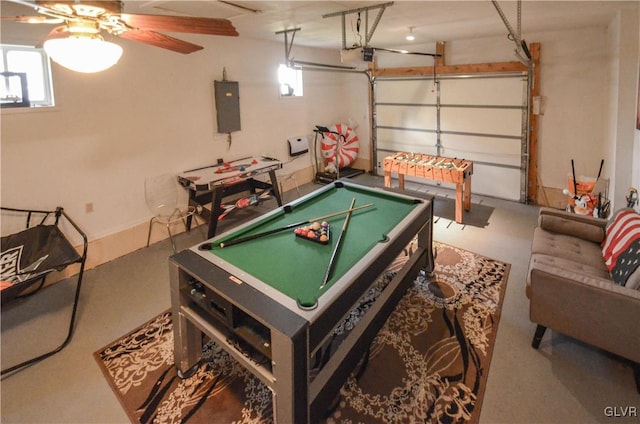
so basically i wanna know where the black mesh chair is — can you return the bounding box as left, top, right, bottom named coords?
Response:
left=1, top=206, right=88, bottom=376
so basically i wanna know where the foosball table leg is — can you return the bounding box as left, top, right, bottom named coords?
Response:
left=398, top=174, right=405, bottom=191
left=464, top=177, right=472, bottom=211
left=384, top=170, right=392, bottom=188
left=455, top=183, right=464, bottom=223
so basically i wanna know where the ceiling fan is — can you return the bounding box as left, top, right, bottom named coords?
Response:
left=3, top=0, right=239, bottom=54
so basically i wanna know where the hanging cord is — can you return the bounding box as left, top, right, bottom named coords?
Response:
left=492, top=0, right=530, bottom=62
left=355, top=12, right=363, bottom=46
left=517, top=0, right=522, bottom=41
left=494, top=0, right=519, bottom=42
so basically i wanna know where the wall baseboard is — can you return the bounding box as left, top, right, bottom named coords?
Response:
left=44, top=164, right=324, bottom=287
left=46, top=162, right=375, bottom=287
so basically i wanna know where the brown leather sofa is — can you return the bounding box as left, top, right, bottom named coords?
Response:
left=526, top=207, right=640, bottom=393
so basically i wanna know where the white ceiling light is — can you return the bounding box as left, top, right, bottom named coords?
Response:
left=43, top=23, right=123, bottom=73
left=405, top=26, right=415, bottom=41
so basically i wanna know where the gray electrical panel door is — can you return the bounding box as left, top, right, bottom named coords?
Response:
left=214, top=80, right=241, bottom=133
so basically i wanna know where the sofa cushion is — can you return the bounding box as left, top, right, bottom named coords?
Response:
left=539, top=211, right=605, bottom=243
left=531, top=227, right=608, bottom=271
left=602, top=209, right=640, bottom=287
left=526, top=253, right=611, bottom=285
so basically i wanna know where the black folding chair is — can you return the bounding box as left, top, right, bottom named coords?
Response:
left=1, top=206, right=88, bottom=376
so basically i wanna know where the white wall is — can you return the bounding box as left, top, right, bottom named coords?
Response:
left=607, top=8, right=640, bottom=210
left=1, top=34, right=356, bottom=244
left=535, top=27, right=611, bottom=190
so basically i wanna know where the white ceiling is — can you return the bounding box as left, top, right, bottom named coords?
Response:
left=1, top=1, right=637, bottom=51
left=121, top=0, right=637, bottom=49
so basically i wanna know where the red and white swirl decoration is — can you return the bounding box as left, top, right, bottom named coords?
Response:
left=321, top=124, right=359, bottom=172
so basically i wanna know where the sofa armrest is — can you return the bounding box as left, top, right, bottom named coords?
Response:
left=529, top=262, right=640, bottom=363
left=538, top=207, right=607, bottom=243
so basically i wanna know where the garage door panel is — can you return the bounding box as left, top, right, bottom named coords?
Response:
left=377, top=128, right=438, bottom=152
left=472, top=164, right=521, bottom=201
left=440, top=134, right=521, bottom=167
left=376, top=80, right=437, bottom=103
left=440, top=77, right=525, bottom=104
left=376, top=105, right=437, bottom=129
left=440, top=107, right=522, bottom=135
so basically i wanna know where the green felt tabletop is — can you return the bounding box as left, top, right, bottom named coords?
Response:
left=207, top=184, right=418, bottom=306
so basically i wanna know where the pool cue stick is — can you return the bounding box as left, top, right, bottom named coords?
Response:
left=320, top=198, right=356, bottom=290
left=219, top=202, right=374, bottom=248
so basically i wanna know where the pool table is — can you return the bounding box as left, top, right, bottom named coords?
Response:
left=169, top=180, right=434, bottom=423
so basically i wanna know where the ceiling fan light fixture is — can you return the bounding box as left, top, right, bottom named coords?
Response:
left=405, top=26, right=415, bottom=41
left=44, top=33, right=123, bottom=73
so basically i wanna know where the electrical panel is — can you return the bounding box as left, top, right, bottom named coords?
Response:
left=214, top=80, right=241, bottom=133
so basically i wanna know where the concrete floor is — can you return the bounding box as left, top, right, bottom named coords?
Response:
left=1, top=174, right=638, bottom=423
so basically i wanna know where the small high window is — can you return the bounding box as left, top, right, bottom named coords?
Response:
left=278, top=64, right=303, bottom=97
left=1, top=44, right=54, bottom=108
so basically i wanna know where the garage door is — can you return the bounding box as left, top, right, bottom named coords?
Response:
left=372, top=72, right=529, bottom=201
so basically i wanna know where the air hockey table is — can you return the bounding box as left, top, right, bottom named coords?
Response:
left=178, top=156, right=283, bottom=238
left=169, top=180, right=434, bottom=423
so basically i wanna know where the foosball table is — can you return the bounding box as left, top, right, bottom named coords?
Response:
left=384, top=153, right=474, bottom=223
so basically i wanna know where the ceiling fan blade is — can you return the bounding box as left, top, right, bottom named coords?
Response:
left=117, top=29, right=204, bottom=54
left=1, top=15, right=63, bottom=23
left=119, top=13, right=238, bottom=37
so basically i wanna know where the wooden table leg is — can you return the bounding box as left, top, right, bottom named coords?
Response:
left=455, top=183, right=463, bottom=223
left=384, top=171, right=392, bottom=188
left=464, top=176, right=472, bottom=211
left=398, top=174, right=405, bottom=191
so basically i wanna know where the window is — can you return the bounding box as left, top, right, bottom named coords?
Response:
left=1, top=44, right=54, bottom=107
left=278, top=64, right=303, bottom=97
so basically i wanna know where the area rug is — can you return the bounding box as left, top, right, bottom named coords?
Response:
left=95, top=242, right=510, bottom=423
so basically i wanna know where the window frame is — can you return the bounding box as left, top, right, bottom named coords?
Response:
left=278, top=63, right=303, bottom=98
left=1, top=43, right=55, bottom=108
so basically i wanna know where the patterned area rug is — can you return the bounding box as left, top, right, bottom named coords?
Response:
left=95, top=242, right=509, bottom=423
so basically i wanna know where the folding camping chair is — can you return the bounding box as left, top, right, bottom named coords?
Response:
left=1, top=206, right=88, bottom=376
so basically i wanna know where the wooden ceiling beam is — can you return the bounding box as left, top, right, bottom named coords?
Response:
left=435, top=41, right=445, bottom=68
left=372, top=60, right=527, bottom=77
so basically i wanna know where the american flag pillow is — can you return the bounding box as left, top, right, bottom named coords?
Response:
left=602, top=209, right=640, bottom=286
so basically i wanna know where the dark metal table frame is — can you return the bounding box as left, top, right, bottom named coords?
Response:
left=178, top=160, right=283, bottom=238
left=169, top=181, right=434, bottom=423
